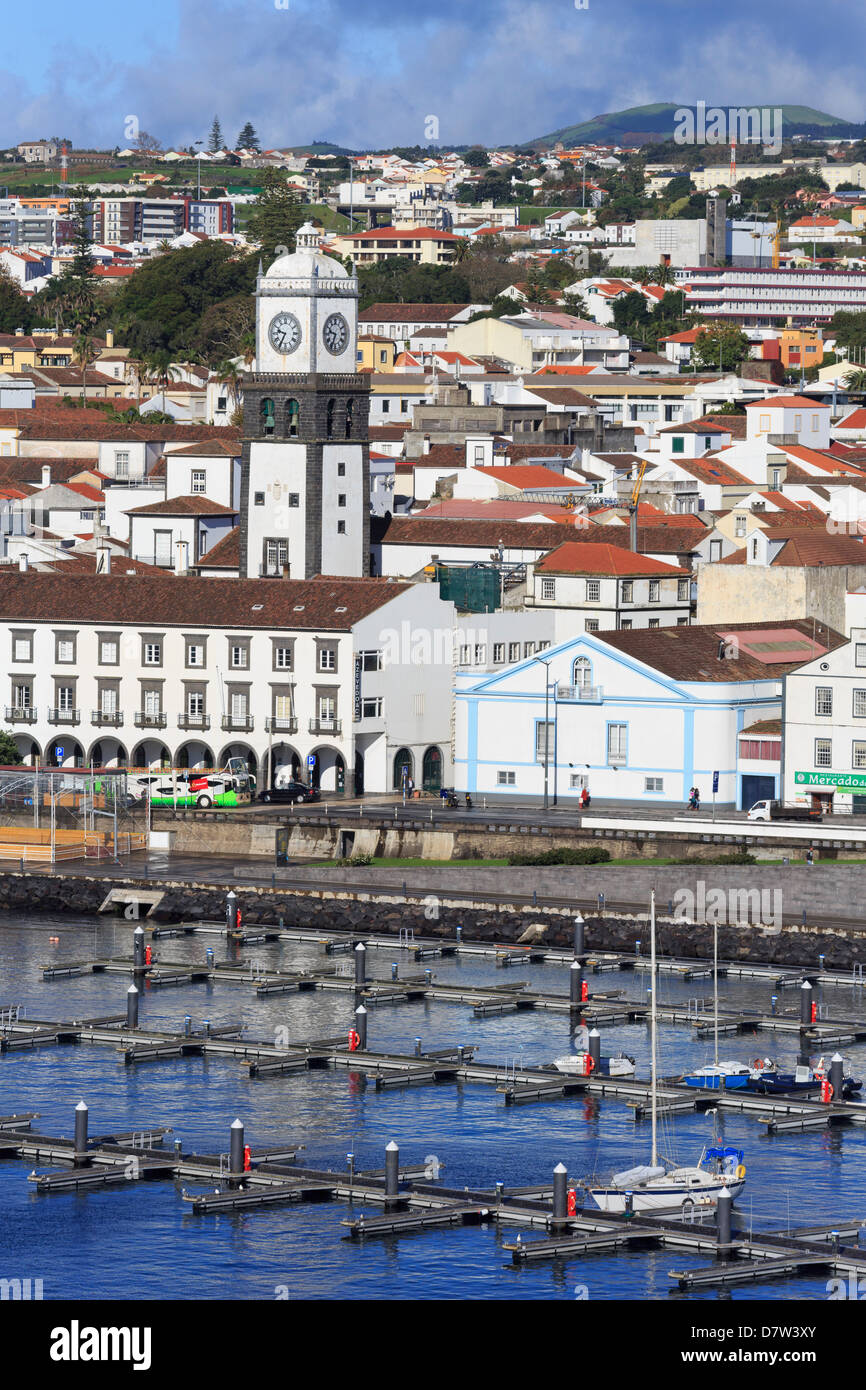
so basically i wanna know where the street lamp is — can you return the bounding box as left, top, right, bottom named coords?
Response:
left=194, top=140, right=203, bottom=200
left=532, top=654, right=554, bottom=812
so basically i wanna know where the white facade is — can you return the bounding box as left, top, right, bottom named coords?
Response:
left=783, top=631, right=866, bottom=812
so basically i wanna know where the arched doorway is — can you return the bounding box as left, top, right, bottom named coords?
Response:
left=176, top=742, right=215, bottom=771
left=266, top=743, right=301, bottom=787
left=422, top=746, right=442, bottom=792
left=132, top=741, right=171, bottom=770
left=308, top=746, right=343, bottom=792
left=219, top=744, right=258, bottom=789
left=88, top=739, right=127, bottom=769
left=13, top=736, right=40, bottom=767
left=393, top=747, right=413, bottom=791
left=46, top=738, right=85, bottom=769
left=572, top=656, right=592, bottom=691
left=354, top=751, right=364, bottom=796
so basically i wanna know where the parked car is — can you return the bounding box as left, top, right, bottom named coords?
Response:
left=259, top=781, right=320, bottom=804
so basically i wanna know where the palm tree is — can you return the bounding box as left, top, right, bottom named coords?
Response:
left=238, top=330, right=256, bottom=370
left=844, top=368, right=866, bottom=396
left=214, top=359, right=244, bottom=417
left=72, top=332, right=97, bottom=404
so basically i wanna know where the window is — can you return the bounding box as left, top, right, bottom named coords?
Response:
left=621, top=618, right=633, bottom=630
left=186, top=642, right=205, bottom=668
left=187, top=690, right=204, bottom=716
left=12, top=682, right=31, bottom=709
left=318, top=693, right=336, bottom=722
left=288, top=493, right=299, bottom=507
left=254, top=492, right=265, bottom=506
left=153, top=530, right=172, bottom=567
left=274, top=645, right=293, bottom=671
left=338, top=494, right=346, bottom=507
left=677, top=579, right=689, bottom=602
left=648, top=580, right=660, bottom=603
left=621, top=580, right=633, bottom=603
left=586, top=579, right=600, bottom=602
left=585, top=619, right=599, bottom=632
left=361, top=650, right=381, bottom=672
left=337, top=462, right=346, bottom=477
left=648, top=618, right=660, bottom=628
left=230, top=644, right=249, bottom=670
left=815, top=687, right=833, bottom=716
left=854, top=741, right=866, bottom=769
left=573, top=656, right=592, bottom=690
left=474, top=644, right=486, bottom=664
left=751, top=539, right=758, bottom=560
left=114, top=450, right=130, bottom=478
left=857, top=644, right=866, bottom=668
left=537, top=640, right=550, bottom=651
left=326, top=399, right=336, bottom=438
left=230, top=690, right=248, bottom=720
left=734, top=516, right=747, bottom=537
left=143, top=642, right=161, bottom=666
left=261, top=398, right=275, bottom=437
left=57, top=685, right=74, bottom=711
left=191, top=470, right=206, bottom=494
left=569, top=773, right=588, bottom=790
left=459, top=645, right=470, bottom=664
left=759, top=414, right=770, bottom=432
left=273, top=693, right=293, bottom=721
left=12, top=635, right=32, bottom=662
left=541, top=577, right=556, bottom=600
left=854, top=690, right=866, bottom=718
left=671, top=437, right=684, bottom=453
left=677, top=616, right=688, bottom=626
left=345, top=399, right=355, bottom=438
left=508, top=642, right=520, bottom=662
left=100, top=639, right=118, bottom=665
left=607, top=723, right=627, bottom=766
left=337, top=520, right=346, bottom=534
left=815, top=738, right=832, bottom=768
left=362, top=697, right=383, bottom=718
left=263, top=539, right=288, bottom=576
left=535, top=721, right=554, bottom=761
left=497, top=770, right=516, bottom=786
left=286, top=399, right=299, bottom=437
left=645, top=777, right=664, bottom=793
left=493, top=643, right=505, bottom=663
left=318, top=647, right=336, bottom=671
left=55, top=635, right=75, bottom=663
left=794, top=415, right=802, bottom=432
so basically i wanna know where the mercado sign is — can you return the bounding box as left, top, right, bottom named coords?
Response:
left=794, top=770, right=866, bottom=790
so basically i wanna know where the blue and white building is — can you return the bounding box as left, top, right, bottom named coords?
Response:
left=455, top=622, right=837, bottom=807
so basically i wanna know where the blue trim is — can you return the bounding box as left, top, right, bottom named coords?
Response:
left=466, top=701, right=478, bottom=794
left=605, top=718, right=628, bottom=768
left=682, top=707, right=694, bottom=801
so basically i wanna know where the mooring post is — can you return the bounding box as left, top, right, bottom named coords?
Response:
left=770, top=994, right=778, bottom=1016
left=225, top=890, right=237, bottom=934
left=573, top=913, right=585, bottom=959
left=831, top=1053, right=844, bottom=1100
left=74, top=1100, right=88, bottom=1158
left=391, top=962, right=398, bottom=981
left=456, top=925, right=462, bottom=943
left=229, top=1118, right=244, bottom=1177
left=588, top=1028, right=601, bottom=1071
left=354, top=942, right=366, bottom=988
left=569, top=959, right=583, bottom=1009
left=717, top=1187, right=732, bottom=1249
left=414, top=1037, right=422, bottom=1057
left=205, top=947, right=214, bottom=970
left=126, top=984, right=139, bottom=1030
left=354, top=1004, right=367, bottom=1050
left=384, top=1141, right=399, bottom=1198
left=133, top=925, right=145, bottom=970
left=552, top=1163, right=568, bottom=1220
left=183, top=1015, right=192, bottom=1037
left=800, top=980, right=813, bottom=1025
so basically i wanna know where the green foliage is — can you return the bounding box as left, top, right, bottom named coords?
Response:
left=693, top=322, right=751, bottom=372
left=830, top=310, right=866, bottom=354
left=0, top=268, right=35, bottom=334
left=506, top=846, right=611, bottom=865
left=463, top=148, right=490, bottom=168
left=335, top=853, right=373, bottom=867
left=109, top=240, right=256, bottom=357
left=245, top=170, right=304, bottom=262
left=357, top=258, right=471, bottom=310
left=208, top=116, right=222, bottom=153
left=0, top=731, right=23, bottom=765
left=673, top=852, right=756, bottom=865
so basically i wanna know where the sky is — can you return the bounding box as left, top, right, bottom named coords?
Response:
left=2, top=0, right=865, bottom=152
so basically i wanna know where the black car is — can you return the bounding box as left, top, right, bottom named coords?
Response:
left=259, top=782, right=320, bottom=804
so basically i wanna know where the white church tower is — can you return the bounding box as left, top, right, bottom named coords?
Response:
left=239, top=247, right=370, bottom=579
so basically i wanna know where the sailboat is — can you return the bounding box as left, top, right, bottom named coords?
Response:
left=683, top=917, right=752, bottom=1090
left=586, top=891, right=747, bottom=1214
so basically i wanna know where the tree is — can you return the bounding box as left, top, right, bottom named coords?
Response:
left=208, top=116, right=223, bottom=153
left=214, top=358, right=244, bottom=416
left=109, top=240, right=256, bottom=356
left=57, top=196, right=99, bottom=334
left=72, top=331, right=98, bottom=403
left=844, top=369, right=866, bottom=396
left=693, top=323, right=751, bottom=374
left=245, top=170, right=303, bottom=263
left=136, top=131, right=162, bottom=153
left=463, top=148, right=490, bottom=168
left=0, top=730, right=22, bottom=766
left=237, top=122, right=260, bottom=151
left=0, top=265, right=34, bottom=335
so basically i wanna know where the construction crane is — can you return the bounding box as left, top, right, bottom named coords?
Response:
left=629, top=458, right=648, bottom=552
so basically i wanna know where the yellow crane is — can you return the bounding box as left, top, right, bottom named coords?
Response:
left=629, top=458, right=648, bottom=551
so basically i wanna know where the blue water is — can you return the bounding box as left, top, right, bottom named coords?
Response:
left=2, top=912, right=866, bottom=1300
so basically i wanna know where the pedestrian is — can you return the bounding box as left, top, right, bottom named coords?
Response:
left=579, top=786, right=590, bottom=810
left=693, top=787, right=701, bottom=811
left=806, top=846, right=814, bottom=868
left=407, top=775, right=414, bottom=800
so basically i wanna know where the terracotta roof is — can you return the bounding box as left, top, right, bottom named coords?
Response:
left=523, top=386, right=596, bottom=408
left=780, top=445, right=865, bottom=476
left=126, top=494, right=236, bottom=517
left=195, top=528, right=239, bottom=569
left=0, top=572, right=410, bottom=630
left=836, top=408, right=866, bottom=431
left=0, top=458, right=100, bottom=484
left=744, top=395, right=829, bottom=410
left=415, top=499, right=576, bottom=522
left=165, top=440, right=241, bottom=458
left=741, top=718, right=782, bottom=734
left=598, top=619, right=845, bottom=682
left=672, top=457, right=751, bottom=486
left=535, top=542, right=688, bottom=576
left=475, top=465, right=581, bottom=490
left=657, top=420, right=732, bottom=436
left=359, top=304, right=470, bottom=323
left=0, top=407, right=241, bottom=445
left=380, top=515, right=705, bottom=555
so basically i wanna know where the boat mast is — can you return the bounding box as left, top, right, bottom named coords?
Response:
left=714, top=917, right=719, bottom=1069
left=651, top=889, right=657, bottom=1167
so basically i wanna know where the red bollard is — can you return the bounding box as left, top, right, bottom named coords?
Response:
left=348, top=1028, right=360, bottom=1052
left=567, top=1188, right=577, bottom=1216
left=821, top=1078, right=833, bottom=1104
left=811, top=1002, right=817, bottom=1023
left=581, top=980, right=589, bottom=1002
left=144, top=944, right=152, bottom=966
left=243, top=1143, right=251, bottom=1171
left=236, top=907, right=242, bottom=931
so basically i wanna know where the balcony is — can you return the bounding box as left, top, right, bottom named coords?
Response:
left=5, top=706, right=37, bottom=723
left=309, top=718, right=342, bottom=736
left=557, top=685, right=604, bottom=703
left=266, top=716, right=298, bottom=734
left=134, top=711, right=167, bottom=729
left=48, top=707, right=80, bottom=724
left=178, top=713, right=211, bottom=731
left=259, top=564, right=290, bottom=579
left=91, top=711, right=124, bottom=727
left=221, top=714, right=254, bottom=732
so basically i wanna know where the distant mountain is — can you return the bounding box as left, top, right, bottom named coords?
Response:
left=523, top=103, right=866, bottom=149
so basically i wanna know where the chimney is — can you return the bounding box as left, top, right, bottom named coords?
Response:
left=18, top=554, right=28, bottom=572
left=175, top=539, right=190, bottom=575
left=105, top=328, right=114, bottom=349
left=95, top=543, right=111, bottom=574
left=422, top=435, right=431, bottom=455
left=41, top=465, right=51, bottom=487
left=14, top=326, right=24, bottom=336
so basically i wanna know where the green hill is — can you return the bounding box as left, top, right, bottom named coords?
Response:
left=523, top=102, right=862, bottom=149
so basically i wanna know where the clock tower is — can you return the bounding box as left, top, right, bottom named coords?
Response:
left=239, top=248, right=370, bottom=580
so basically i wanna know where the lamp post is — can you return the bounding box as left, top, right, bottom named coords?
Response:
left=194, top=140, right=203, bottom=200
left=532, top=654, right=553, bottom=813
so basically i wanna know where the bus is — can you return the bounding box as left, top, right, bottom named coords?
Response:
left=128, top=758, right=255, bottom=809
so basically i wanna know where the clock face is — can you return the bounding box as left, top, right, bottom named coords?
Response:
left=268, top=311, right=302, bottom=354
left=322, top=312, right=350, bottom=355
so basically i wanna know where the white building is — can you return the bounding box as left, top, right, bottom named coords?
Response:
left=782, top=621, right=866, bottom=814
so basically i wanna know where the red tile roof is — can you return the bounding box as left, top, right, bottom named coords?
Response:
left=126, top=494, right=236, bottom=517
left=535, top=542, right=687, bottom=576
